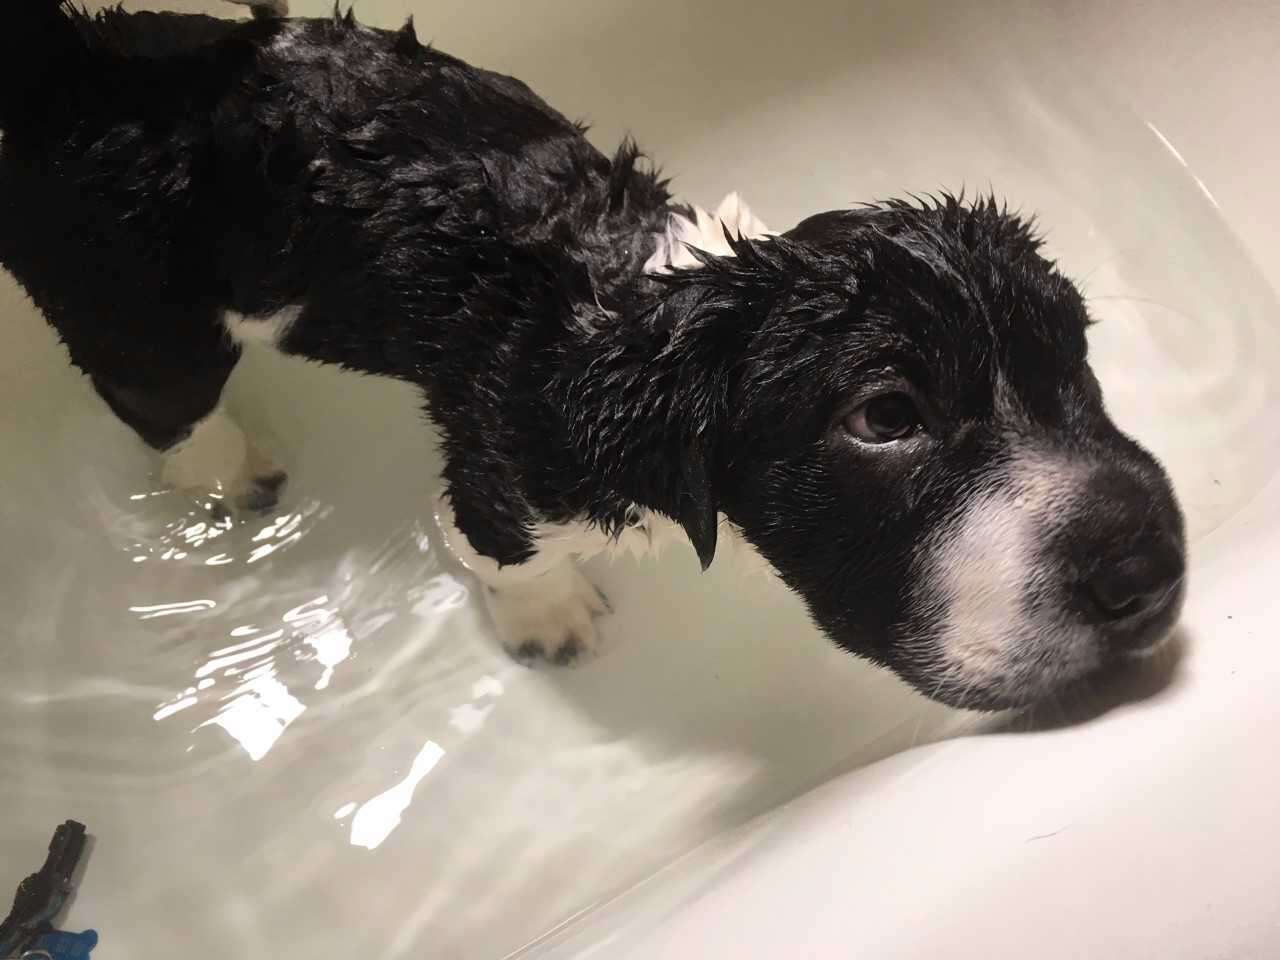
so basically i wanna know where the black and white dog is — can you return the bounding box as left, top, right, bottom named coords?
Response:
left=0, top=0, right=1186, bottom=710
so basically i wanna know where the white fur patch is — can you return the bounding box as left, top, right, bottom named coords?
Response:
left=162, top=409, right=248, bottom=493
left=434, top=499, right=609, bottom=662
left=437, top=498, right=766, bottom=584
left=919, top=454, right=1099, bottom=701
left=484, top=562, right=611, bottom=663
left=930, top=487, right=1044, bottom=679
left=223, top=306, right=302, bottom=348
left=585, top=510, right=776, bottom=577
left=435, top=498, right=774, bottom=663
left=535, top=510, right=686, bottom=565
left=162, top=408, right=283, bottom=507
left=645, top=192, right=773, bottom=274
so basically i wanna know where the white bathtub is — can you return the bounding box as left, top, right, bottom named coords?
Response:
left=2, top=1, right=1277, bottom=958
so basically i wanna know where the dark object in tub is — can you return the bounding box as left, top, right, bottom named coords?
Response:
left=0, top=820, right=88, bottom=957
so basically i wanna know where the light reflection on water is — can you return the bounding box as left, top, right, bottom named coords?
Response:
left=130, top=501, right=471, bottom=773
left=346, top=740, right=447, bottom=850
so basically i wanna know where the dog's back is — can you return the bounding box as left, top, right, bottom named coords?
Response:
left=0, top=1, right=85, bottom=132
left=0, top=3, right=666, bottom=374
left=0, top=0, right=675, bottom=529
left=1, top=4, right=242, bottom=373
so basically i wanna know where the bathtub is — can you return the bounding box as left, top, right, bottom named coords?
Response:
left=1, top=1, right=1277, bottom=958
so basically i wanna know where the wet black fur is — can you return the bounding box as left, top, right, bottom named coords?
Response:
left=0, top=2, right=1185, bottom=707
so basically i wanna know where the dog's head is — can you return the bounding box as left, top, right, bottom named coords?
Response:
left=575, top=194, right=1186, bottom=710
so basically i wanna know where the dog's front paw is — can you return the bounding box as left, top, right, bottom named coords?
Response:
left=162, top=410, right=287, bottom=514
left=485, top=565, right=611, bottom=667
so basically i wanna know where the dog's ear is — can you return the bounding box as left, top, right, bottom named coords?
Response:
left=678, top=434, right=718, bottom=570
left=652, top=279, right=747, bottom=570
left=563, top=240, right=796, bottom=570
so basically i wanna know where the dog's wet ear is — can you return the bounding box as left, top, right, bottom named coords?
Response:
left=678, top=441, right=717, bottom=570
left=562, top=280, right=739, bottom=572
left=654, top=281, right=744, bottom=571
left=564, top=238, right=812, bottom=571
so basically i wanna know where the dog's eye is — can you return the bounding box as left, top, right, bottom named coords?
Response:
left=844, top=392, right=922, bottom=443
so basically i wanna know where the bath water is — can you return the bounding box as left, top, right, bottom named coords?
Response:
left=1, top=2, right=1276, bottom=957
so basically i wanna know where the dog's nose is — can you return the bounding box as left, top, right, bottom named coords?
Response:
left=1069, top=457, right=1186, bottom=650
left=1085, top=538, right=1185, bottom=632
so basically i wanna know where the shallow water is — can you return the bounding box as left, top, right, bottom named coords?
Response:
left=2, top=2, right=1278, bottom=958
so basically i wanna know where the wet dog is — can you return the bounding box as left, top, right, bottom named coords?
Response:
left=0, top=1, right=1186, bottom=709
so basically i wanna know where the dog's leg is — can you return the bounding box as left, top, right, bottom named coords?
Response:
left=87, top=341, right=286, bottom=513
left=436, top=499, right=612, bottom=666
left=480, top=561, right=612, bottom=667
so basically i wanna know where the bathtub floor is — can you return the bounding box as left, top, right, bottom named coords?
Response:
left=0, top=305, right=971, bottom=958
left=2, top=2, right=1277, bottom=958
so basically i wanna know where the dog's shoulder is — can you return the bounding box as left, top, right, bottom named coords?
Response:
left=71, top=9, right=249, bottom=59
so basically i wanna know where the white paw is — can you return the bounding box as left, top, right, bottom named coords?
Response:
left=484, top=565, right=611, bottom=666
left=161, top=409, right=287, bottom=513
